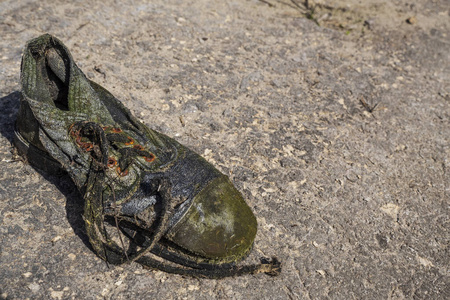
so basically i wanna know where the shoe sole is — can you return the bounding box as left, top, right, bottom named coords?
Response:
left=14, top=126, right=65, bottom=175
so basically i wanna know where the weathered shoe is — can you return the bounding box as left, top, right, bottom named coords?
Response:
left=15, top=34, right=280, bottom=278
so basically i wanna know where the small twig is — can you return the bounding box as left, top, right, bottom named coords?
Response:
left=179, top=115, right=185, bottom=127
left=258, top=0, right=275, bottom=7
left=76, top=22, right=90, bottom=31
left=360, top=97, right=379, bottom=113
left=290, top=0, right=306, bottom=11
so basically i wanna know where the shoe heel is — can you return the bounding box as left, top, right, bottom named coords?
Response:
left=14, top=127, right=65, bottom=175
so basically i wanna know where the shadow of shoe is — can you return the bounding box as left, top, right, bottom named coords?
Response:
left=0, top=91, right=95, bottom=254
left=0, top=91, right=20, bottom=144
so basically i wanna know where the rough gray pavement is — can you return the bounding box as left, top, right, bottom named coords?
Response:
left=0, top=0, right=448, bottom=299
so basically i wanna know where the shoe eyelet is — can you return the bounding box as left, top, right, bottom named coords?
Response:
left=116, top=167, right=129, bottom=176
left=81, top=143, right=93, bottom=152
left=107, top=157, right=117, bottom=168
left=125, top=137, right=134, bottom=145
left=144, top=154, right=155, bottom=162
left=112, top=128, right=122, bottom=133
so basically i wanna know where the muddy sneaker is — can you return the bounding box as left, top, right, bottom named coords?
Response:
left=15, top=34, right=280, bottom=278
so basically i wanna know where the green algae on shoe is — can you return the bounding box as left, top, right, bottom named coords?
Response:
left=14, top=34, right=281, bottom=278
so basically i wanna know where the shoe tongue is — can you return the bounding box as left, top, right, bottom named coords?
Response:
left=45, top=45, right=114, bottom=125
left=67, top=65, right=114, bottom=124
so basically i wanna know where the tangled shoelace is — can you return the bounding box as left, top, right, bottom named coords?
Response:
left=69, top=121, right=155, bottom=176
left=69, top=121, right=281, bottom=278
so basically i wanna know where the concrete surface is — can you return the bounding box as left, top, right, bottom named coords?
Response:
left=0, top=0, right=448, bottom=299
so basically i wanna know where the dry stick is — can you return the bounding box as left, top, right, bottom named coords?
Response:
left=258, top=0, right=275, bottom=7
left=290, top=0, right=307, bottom=12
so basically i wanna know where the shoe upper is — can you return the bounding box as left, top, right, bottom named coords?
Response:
left=16, top=34, right=257, bottom=263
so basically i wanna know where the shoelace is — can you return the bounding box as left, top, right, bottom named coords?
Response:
left=70, top=121, right=172, bottom=262
left=69, top=121, right=155, bottom=176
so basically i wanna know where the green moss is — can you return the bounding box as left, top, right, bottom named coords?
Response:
left=167, top=175, right=257, bottom=264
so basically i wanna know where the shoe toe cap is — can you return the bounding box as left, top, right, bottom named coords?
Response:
left=166, top=175, right=257, bottom=262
